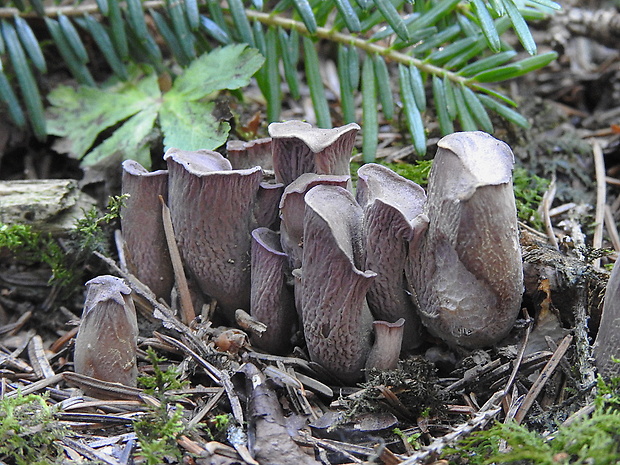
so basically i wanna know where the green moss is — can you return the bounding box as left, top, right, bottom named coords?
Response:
left=350, top=160, right=433, bottom=187
left=513, top=167, right=550, bottom=229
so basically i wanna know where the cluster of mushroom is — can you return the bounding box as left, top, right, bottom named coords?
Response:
left=114, top=121, right=524, bottom=384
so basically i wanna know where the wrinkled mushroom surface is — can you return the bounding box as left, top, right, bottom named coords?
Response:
left=165, top=148, right=279, bottom=318
left=407, top=132, right=523, bottom=349
left=593, top=259, right=620, bottom=377
left=300, top=185, right=376, bottom=383
left=357, top=163, right=428, bottom=350
left=121, top=160, right=173, bottom=302
left=226, top=137, right=273, bottom=170
left=250, top=227, right=296, bottom=354
left=269, top=120, right=359, bottom=185
left=74, top=275, right=138, bottom=392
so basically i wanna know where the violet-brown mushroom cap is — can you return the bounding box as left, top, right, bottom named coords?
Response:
left=365, top=318, right=405, bottom=374
left=279, top=173, right=351, bottom=269
left=301, top=185, right=376, bottom=383
left=74, top=275, right=138, bottom=390
left=593, top=259, right=620, bottom=377
left=250, top=227, right=296, bottom=354
left=407, top=131, right=523, bottom=349
left=356, top=164, right=427, bottom=350
left=164, top=148, right=265, bottom=318
left=269, top=121, right=360, bottom=185
left=227, top=137, right=273, bottom=170
left=121, top=160, right=173, bottom=302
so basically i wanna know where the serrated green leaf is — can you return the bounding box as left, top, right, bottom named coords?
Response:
left=471, top=0, right=501, bottom=52
left=458, top=51, right=517, bottom=77
left=200, top=16, right=230, bottom=44
left=45, top=17, right=95, bottom=86
left=408, top=65, right=426, bottom=111
left=0, top=70, right=26, bottom=128
left=160, top=98, right=230, bottom=151
left=278, top=27, right=300, bottom=100
left=372, top=54, right=394, bottom=121
left=471, top=51, right=558, bottom=82
left=303, top=36, right=331, bottom=128
left=337, top=45, right=355, bottom=123
left=46, top=70, right=160, bottom=158
left=2, top=20, right=46, bottom=140
left=362, top=56, right=378, bottom=163
left=58, top=14, right=89, bottom=64
left=107, top=0, right=128, bottom=59
left=185, top=0, right=200, bottom=30
left=432, top=76, right=453, bottom=135
left=453, top=85, right=478, bottom=131
left=229, top=0, right=255, bottom=46
left=502, top=0, right=536, bottom=54
left=292, top=0, right=318, bottom=34
left=334, top=0, right=361, bottom=32
left=265, top=27, right=281, bottom=122
left=373, top=0, right=410, bottom=41
left=82, top=107, right=158, bottom=167
left=478, top=93, right=530, bottom=129
left=461, top=85, right=493, bottom=133
left=13, top=15, right=46, bottom=73
left=399, top=63, right=426, bottom=156
left=83, top=15, right=128, bottom=80
left=172, top=45, right=264, bottom=100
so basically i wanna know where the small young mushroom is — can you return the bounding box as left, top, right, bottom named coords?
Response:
left=356, top=163, right=428, bottom=351
left=226, top=137, right=273, bottom=170
left=365, top=318, right=406, bottom=375
left=593, top=259, right=620, bottom=378
left=121, top=160, right=173, bottom=302
left=268, top=120, right=360, bottom=186
left=250, top=227, right=296, bottom=354
left=280, top=173, right=350, bottom=270
left=300, top=185, right=376, bottom=383
left=407, top=132, right=523, bottom=349
left=74, top=275, right=138, bottom=393
left=164, top=148, right=281, bottom=320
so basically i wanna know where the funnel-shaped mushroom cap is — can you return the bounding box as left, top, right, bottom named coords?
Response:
left=164, top=148, right=272, bottom=319
left=227, top=137, right=273, bottom=170
left=407, top=132, right=523, bottom=349
left=74, top=276, right=138, bottom=392
left=301, top=185, right=376, bottom=383
left=280, top=173, right=350, bottom=270
left=121, top=160, right=173, bottom=302
left=250, top=227, right=296, bottom=354
left=357, top=164, right=428, bottom=350
left=269, top=121, right=360, bottom=185
left=365, top=318, right=405, bottom=374
left=593, top=259, right=620, bottom=377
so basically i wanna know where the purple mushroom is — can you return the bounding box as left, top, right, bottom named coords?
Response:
left=164, top=148, right=282, bottom=320
left=250, top=227, right=296, bottom=354
left=407, top=132, right=523, bottom=349
left=121, top=160, right=173, bottom=302
left=356, top=163, right=428, bottom=351
left=74, top=275, right=138, bottom=392
left=268, top=120, right=360, bottom=186
left=300, top=185, right=376, bottom=383
left=226, top=137, right=273, bottom=170
left=365, top=318, right=406, bottom=374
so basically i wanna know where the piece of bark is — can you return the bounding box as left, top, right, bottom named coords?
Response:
left=356, top=163, right=428, bottom=351
left=300, top=185, right=376, bottom=383
left=407, top=132, right=524, bottom=349
left=121, top=160, right=173, bottom=302
left=73, top=275, right=138, bottom=396
left=269, top=120, right=359, bottom=186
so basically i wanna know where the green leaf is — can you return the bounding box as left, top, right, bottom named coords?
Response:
left=337, top=45, right=355, bottom=123
left=470, top=0, right=500, bottom=52
left=458, top=51, right=517, bottom=77
left=478, top=93, right=530, bottom=129
left=264, top=27, right=281, bottom=122
left=185, top=0, right=200, bottom=30
left=278, top=27, right=301, bottom=100
left=13, top=15, right=46, bottom=73
left=443, top=78, right=457, bottom=119
left=461, top=85, right=493, bottom=133
left=167, top=0, right=196, bottom=61
left=399, top=63, right=426, bottom=156
left=0, top=71, right=26, bottom=128
left=334, top=0, right=361, bottom=32
left=373, top=0, right=410, bottom=41
left=159, top=98, right=229, bottom=151
left=347, top=45, right=360, bottom=90
left=83, top=14, right=128, bottom=80
left=206, top=0, right=232, bottom=39
left=471, top=51, right=558, bottom=82
left=200, top=16, right=230, bottom=44
left=108, top=0, right=128, bottom=59
left=502, top=0, right=536, bottom=54
left=229, top=0, right=255, bottom=46
left=1, top=20, right=46, bottom=140
left=45, top=17, right=95, bottom=86
left=362, top=56, right=378, bottom=163
left=432, top=76, right=453, bottom=135
left=453, top=85, right=478, bottom=131
left=372, top=54, right=394, bottom=121
left=428, top=36, right=478, bottom=65
left=126, top=0, right=149, bottom=39
left=150, top=9, right=187, bottom=65
left=82, top=107, right=159, bottom=167
left=172, top=45, right=264, bottom=100
left=302, top=36, right=331, bottom=128
left=46, top=70, right=160, bottom=158
left=95, top=0, right=109, bottom=16
left=58, top=14, right=89, bottom=64
left=408, top=0, right=461, bottom=31
left=292, top=0, right=318, bottom=34
left=408, top=65, right=426, bottom=111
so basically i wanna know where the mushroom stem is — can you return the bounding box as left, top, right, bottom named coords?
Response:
left=366, top=318, right=406, bottom=375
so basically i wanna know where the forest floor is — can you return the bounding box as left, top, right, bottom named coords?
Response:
left=2, top=2, right=620, bottom=464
